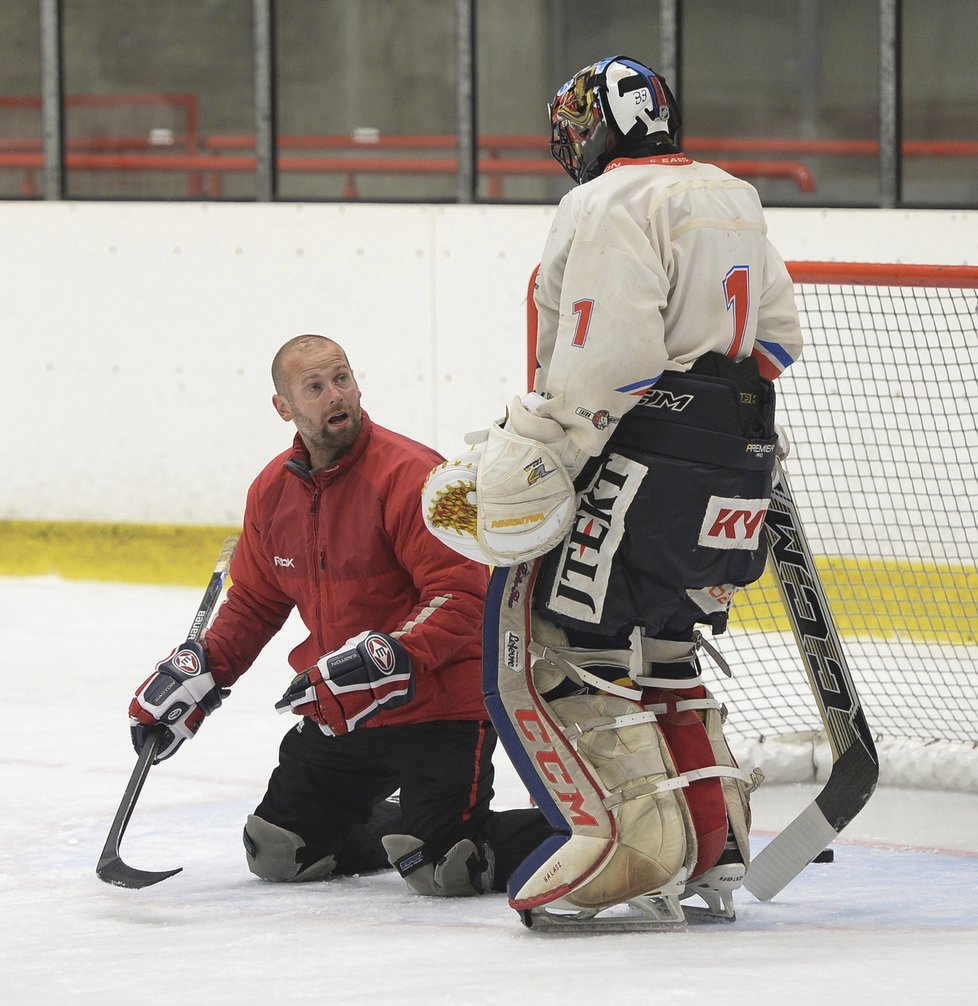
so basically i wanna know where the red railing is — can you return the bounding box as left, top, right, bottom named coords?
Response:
left=1, top=94, right=974, bottom=199
left=0, top=93, right=202, bottom=195
left=0, top=141, right=816, bottom=199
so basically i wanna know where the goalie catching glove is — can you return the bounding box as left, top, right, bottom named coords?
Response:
left=129, top=640, right=228, bottom=762
left=275, top=630, right=414, bottom=736
left=422, top=394, right=583, bottom=566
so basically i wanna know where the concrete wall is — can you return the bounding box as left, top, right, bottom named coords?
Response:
left=2, top=202, right=976, bottom=526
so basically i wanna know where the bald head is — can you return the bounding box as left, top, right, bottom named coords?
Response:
left=271, top=335, right=350, bottom=396
left=270, top=334, right=363, bottom=469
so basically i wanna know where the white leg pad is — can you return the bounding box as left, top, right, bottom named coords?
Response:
left=487, top=561, right=693, bottom=915
left=700, top=692, right=755, bottom=872
left=545, top=693, right=695, bottom=911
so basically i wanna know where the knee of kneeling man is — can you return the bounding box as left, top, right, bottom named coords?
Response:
left=242, top=813, right=336, bottom=882
left=381, top=834, right=490, bottom=897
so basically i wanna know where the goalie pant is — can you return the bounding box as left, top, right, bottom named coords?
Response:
left=483, top=360, right=775, bottom=911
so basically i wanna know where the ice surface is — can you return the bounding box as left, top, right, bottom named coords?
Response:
left=2, top=577, right=976, bottom=1005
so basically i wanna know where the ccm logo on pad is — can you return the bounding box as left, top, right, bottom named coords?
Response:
left=698, top=497, right=769, bottom=550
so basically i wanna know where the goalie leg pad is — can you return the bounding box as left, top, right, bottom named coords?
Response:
left=642, top=685, right=729, bottom=881
left=484, top=563, right=619, bottom=910
left=679, top=696, right=754, bottom=920
left=701, top=695, right=754, bottom=870
left=485, top=561, right=696, bottom=913
left=638, top=679, right=758, bottom=918
left=243, top=814, right=336, bottom=882
left=634, top=633, right=751, bottom=881
left=544, top=692, right=694, bottom=911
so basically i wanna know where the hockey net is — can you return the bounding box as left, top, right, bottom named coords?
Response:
left=528, top=261, right=978, bottom=791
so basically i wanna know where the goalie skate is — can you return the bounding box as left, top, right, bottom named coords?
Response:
left=679, top=840, right=745, bottom=922
left=520, top=871, right=688, bottom=933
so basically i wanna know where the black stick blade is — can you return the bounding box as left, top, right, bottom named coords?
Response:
left=96, top=855, right=182, bottom=889
left=95, top=729, right=184, bottom=889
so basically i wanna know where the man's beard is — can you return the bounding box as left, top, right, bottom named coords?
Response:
left=311, top=407, right=361, bottom=462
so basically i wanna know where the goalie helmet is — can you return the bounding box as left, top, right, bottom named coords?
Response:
left=548, top=56, right=682, bottom=184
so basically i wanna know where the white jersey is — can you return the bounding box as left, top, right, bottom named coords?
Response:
left=532, top=153, right=803, bottom=459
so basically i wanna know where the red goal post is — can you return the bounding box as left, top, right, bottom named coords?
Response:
left=526, top=261, right=978, bottom=791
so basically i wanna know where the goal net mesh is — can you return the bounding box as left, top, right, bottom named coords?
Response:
left=715, top=265, right=978, bottom=759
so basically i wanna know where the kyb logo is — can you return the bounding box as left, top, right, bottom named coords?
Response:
left=274, top=556, right=295, bottom=567
left=698, top=496, right=769, bottom=550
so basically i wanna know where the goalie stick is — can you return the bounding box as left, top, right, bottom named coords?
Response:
left=96, top=535, right=239, bottom=889
left=743, top=462, right=879, bottom=901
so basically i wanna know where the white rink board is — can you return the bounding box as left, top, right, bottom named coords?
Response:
left=1, top=201, right=976, bottom=525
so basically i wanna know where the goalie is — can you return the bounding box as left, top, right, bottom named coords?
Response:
left=423, top=56, right=804, bottom=930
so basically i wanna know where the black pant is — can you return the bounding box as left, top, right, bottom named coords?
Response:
left=535, top=362, right=777, bottom=641
left=253, top=717, right=551, bottom=891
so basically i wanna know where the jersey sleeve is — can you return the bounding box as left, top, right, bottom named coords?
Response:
left=533, top=193, right=670, bottom=458
left=751, top=241, right=804, bottom=380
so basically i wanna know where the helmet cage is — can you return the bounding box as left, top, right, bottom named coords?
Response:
left=548, top=105, right=612, bottom=185
left=548, top=56, right=680, bottom=184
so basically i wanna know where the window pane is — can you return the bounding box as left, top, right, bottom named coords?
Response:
left=276, top=0, right=457, bottom=201
left=0, top=3, right=42, bottom=199
left=62, top=1, right=254, bottom=199
left=683, top=0, right=879, bottom=207
left=477, top=0, right=661, bottom=203
left=902, top=0, right=978, bottom=206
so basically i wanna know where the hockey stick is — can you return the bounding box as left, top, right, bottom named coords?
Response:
left=743, top=463, right=878, bottom=901
left=96, top=535, right=239, bottom=889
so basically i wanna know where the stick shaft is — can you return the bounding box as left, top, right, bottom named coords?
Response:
left=743, top=466, right=878, bottom=901
left=95, top=535, right=238, bottom=888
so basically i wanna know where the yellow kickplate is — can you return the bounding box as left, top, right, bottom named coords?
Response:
left=731, top=556, right=978, bottom=644
left=0, top=520, right=241, bottom=587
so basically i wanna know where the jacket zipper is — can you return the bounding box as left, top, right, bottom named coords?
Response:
left=309, top=485, right=327, bottom=653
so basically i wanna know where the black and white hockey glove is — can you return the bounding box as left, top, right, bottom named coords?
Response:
left=129, top=640, right=228, bottom=762
left=275, top=630, right=414, bottom=736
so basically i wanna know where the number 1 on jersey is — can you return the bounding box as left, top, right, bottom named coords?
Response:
left=571, top=298, right=595, bottom=348
left=723, top=265, right=750, bottom=359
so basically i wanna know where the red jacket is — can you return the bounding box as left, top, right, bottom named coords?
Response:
left=203, top=412, right=490, bottom=726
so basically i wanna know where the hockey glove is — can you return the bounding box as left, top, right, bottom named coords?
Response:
left=422, top=395, right=579, bottom=567
left=275, top=630, right=414, bottom=736
left=129, top=640, right=228, bottom=762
